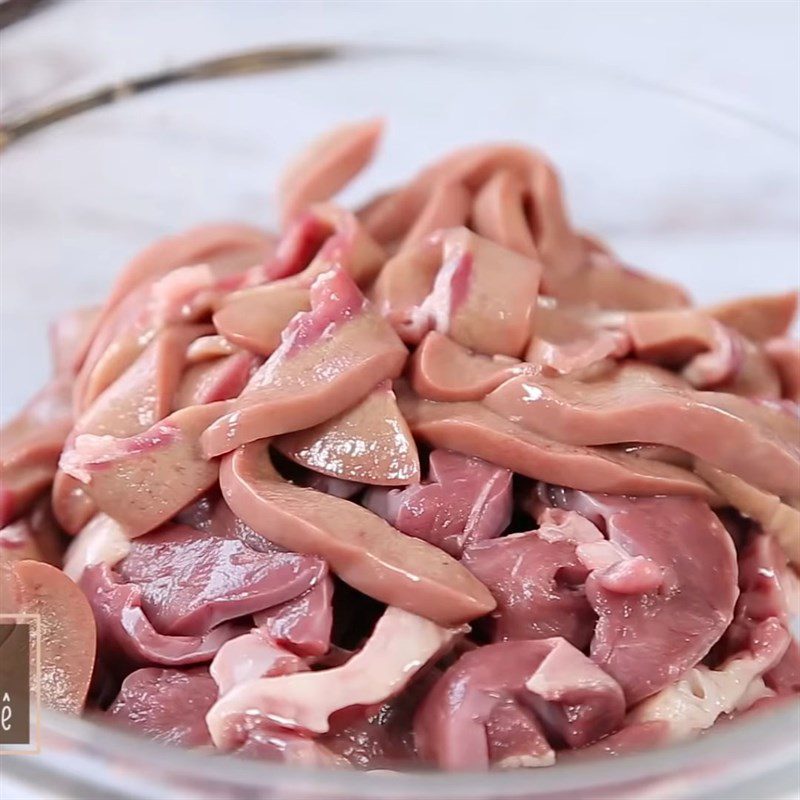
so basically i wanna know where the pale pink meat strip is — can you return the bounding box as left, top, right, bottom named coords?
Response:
left=484, top=369, right=800, bottom=497
left=218, top=441, right=496, bottom=625
left=398, top=388, right=716, bottom=498
left=278, top=119, right=383, bottom=226
left=202, top=267, right=408, bottom=457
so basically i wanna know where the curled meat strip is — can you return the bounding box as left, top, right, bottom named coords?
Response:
left=485, top=367, right=800, bottom=496
left=219, top=440, right=495, bottom=625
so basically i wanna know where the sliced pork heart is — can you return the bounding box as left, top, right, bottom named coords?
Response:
left=541, top=490, right=738, bottom=704
left=362, top=449, right=511, bottom=558
left=0, top=378, right=73, bottom=526
left=1, top=560, right=96, bottom=713
left=206, top=606, right=461, bottom=748
left=202, top=267, right=407, bottom=457
left=413, top=638, right=626, bottom=770
left=275, top=380, right=420, bottom=485
left=79, top=564, right=243, bottom=667
left=219, top=441, right=495, bottom=625
left=398, top=390, right=715, bottom=498
left=253, top=573, right=334, bottom=658
left=115, top=522, right=327, bottom=636
left=60, top=402, right=226, bottom=537
left=484, top=368, right=800, bottom=497
left=725, top=535, right=800, bottom=695
left=628, top=618, right=790, bottom=740
left=278, top=119, right=383, bottom=226
left=107, top=667, right=218, bottom=746
left=462, top=515, right=599, bottom=648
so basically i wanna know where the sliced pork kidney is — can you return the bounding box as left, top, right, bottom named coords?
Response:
left=1, top=560, right=96, bottom=713
left=115, top=522, right=327, bottom=636
left=362, top=449, right=511, bottom=558
left=219, top=441, right=495, bottom=625
left=411, top=332, right=525, bottom=402
left=724, top=534, right=800, bottom=695
left=79, top=564, right=242, bottom=667
left=462, top=513, right=599, bottom=648
left=472, top=168, right=537, bottom=257
left=202, top=268, right=408, bottom=457
left=60, top=402, right=226, bottom=537
left=75, top=324, right=209, bottom=438
left=413, top=638, right=626, bottom=770
left=107, top=667, right=218, bottom=746
left=49, top=306, right=101, bottom=377
left=275, top=381, right=419, bottom=486
left=484, top=367, right=800, bottom=497
left=540, top=490, right=738, bottom=704
left=74, top=224, right=273, bottom=413
left=420, top=228, right=542, bottom=358
left=51, top=469, right=97, bottom=535
left=278, top=119, right=383, bottom=226
left=706, top=291, right=798, bottom=342
left=212, top=285, right=310, bottom=356
left=398, top=390, right=715, bottom=498
left=1, top=378, right=73, bottom=526
left=174, top=349, right=258, bottom=408
left=399, top=179, right=472, bottom=251
left=276, top=205, right=387, bottom=287
left=206, top=606, right=461, bottom=748
left=765, top=338, right=800, bottom=401
left=253, top=574, right=334, bottom=658
left=527, top=301, right=630, bottom=377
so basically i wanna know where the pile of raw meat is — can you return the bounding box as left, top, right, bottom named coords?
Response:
left=1, top=120, right=798, bottom=770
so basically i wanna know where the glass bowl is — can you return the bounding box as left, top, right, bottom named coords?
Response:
left=1, top=44, right=798, bottom=800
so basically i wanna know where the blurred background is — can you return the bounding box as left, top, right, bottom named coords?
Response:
left=1, top=0, right=798, bottom=420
